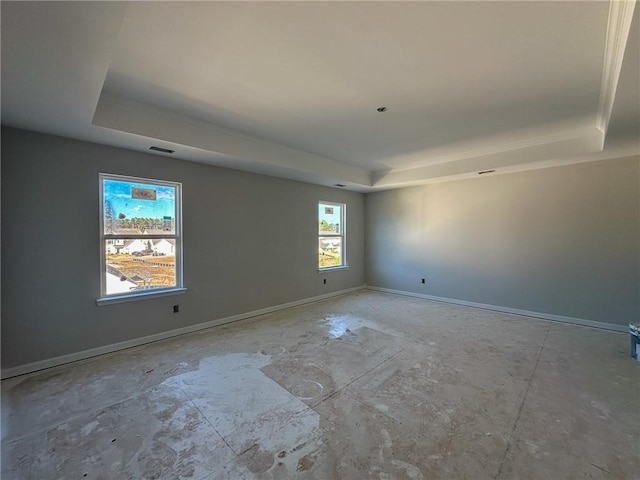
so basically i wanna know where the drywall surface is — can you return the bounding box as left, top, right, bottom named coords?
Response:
left=365, top=156, right=640, bottom=326
left=1, top=127, right=364, bottom=369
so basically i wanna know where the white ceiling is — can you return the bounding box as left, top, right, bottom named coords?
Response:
left=2, top=1, right=638, bottom=191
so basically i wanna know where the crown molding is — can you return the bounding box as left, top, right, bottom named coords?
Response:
left=596, top=0, right=637, bottom=136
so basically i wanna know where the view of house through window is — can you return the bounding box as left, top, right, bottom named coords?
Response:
left=100, top=174, right=182, bottom=297
left=319, top=201, right=345, bottom=269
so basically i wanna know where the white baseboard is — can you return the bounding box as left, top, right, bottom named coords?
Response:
left=1, top=286, right=366, bottom=380
left=365, top=286, right=628, bottom=333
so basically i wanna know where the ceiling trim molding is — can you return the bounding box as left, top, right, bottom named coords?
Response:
left=596, top=0, right=637, bottom=136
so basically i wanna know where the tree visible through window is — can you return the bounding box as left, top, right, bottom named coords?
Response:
left=100, top=174, right=182, bottom=298
left=319, top=201, right=346, bottom=269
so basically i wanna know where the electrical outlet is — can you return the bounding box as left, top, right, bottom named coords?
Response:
left=421, top=278, right=426, bottom=284
left=173, top=305, right=179, bottom=313
left=323, top=279, right=327, bottom=284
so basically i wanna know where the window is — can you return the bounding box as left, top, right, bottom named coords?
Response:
left=98, top=174, right=184, bottom=302
left=318, top=201, right=346, bottom=269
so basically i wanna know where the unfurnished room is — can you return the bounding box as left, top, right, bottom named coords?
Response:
left=1, top=1, right=639, bottom=479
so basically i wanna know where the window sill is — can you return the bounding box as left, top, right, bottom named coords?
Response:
left=318, top=266, right=349, bottom=273
left=96, top=287, right=187, bottom=306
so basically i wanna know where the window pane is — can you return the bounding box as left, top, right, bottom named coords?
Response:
left=103, top=179, right=176, bottom=235
left=319, top=237, right=342, bottom=268
left=104, top=240, right=176, bottom=295
left=319, top=203, right=342, bottom=235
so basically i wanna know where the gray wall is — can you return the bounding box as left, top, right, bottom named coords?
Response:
left=366, top=157, right=640, bottom=326
left=1, top=127, right=365, bottom=369
left=3, top=126, right=638, bottom=371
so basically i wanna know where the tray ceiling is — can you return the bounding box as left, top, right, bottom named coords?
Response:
left=2, top=1, right=638, bottom=191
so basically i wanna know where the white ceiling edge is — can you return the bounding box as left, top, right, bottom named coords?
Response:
left=370, top=137, right=639, bottom=191
left=596, top=0, right=637, bottom=134
left=93, top=91, right=372, bottom=188
left=372, top=126, right=606, bottom=188
left=95, top=91, right=620, bottom=193
left=375, top=116, right=599, bottom=173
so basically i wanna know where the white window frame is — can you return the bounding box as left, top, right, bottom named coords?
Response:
left=318, top=201, right=347, bottom=271
left=97, top=173, right=185, bottom=305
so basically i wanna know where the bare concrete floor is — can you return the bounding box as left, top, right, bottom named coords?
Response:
left=2, top=290, right=639, bottom=479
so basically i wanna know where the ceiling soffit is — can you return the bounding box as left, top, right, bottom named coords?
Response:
left=93, top=1, right=637, bottom=189
left=1, top=1, right=637, bottom=191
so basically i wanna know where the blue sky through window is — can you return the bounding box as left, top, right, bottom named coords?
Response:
left=319, top=203, right=342, bottom=228
left=104, top=179, right=175, bottom=221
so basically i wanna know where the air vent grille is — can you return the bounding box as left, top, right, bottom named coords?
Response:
left=149, top=146, right=175, bottom=154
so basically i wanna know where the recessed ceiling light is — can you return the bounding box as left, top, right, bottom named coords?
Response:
left=149, top=146, right=175, bottom=154
left=376, top=107, right=388, bottom=112
left=478, top=169, right=496, bottom=175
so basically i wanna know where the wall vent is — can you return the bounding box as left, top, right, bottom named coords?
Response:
left=149, top=146, right=175, bottom=154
